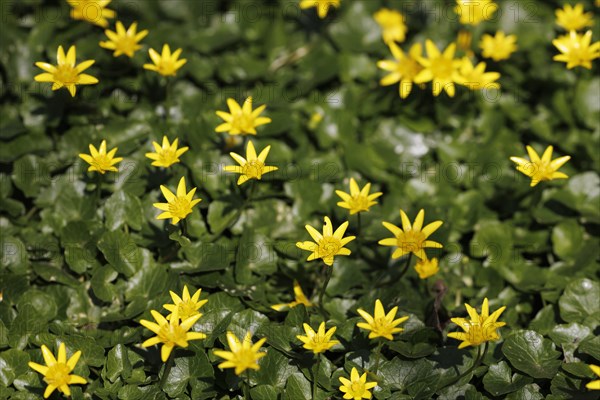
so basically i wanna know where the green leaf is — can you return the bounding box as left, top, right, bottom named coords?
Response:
left=0, top=349, right=30, bottom=387
left=105, top=344, right=132, bottom=383
left=483, top=361, right=533, bottom=396
left=282, top=373, right=311, bottom=400
left=97, top=230, right=141, bottom=277
left=104, top=191, right=143, bottom=231
left=255, top=348, right=297, bottom=388
left=558, top=278, right=600, bottom=325
left=502, top=330, right=562, bottom=379
left=251, top=384, right=280, bottom=400
left=379, top=357, right=438, bottom=399
left=506, top=384, right=544, bottom=400
left=551, top=220, right=585, bottom=261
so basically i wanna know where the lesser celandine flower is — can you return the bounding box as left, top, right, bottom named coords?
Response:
left=555, top=3, right=593, bottom=31
left=299, top=0, right=340, bottom=19
left=336, top=178, right=382, bottom=215
left=379, top=209, right=443, bottom=260
left=297, top=216, right=355, bottom=266
left=144, top=44, right=187, bottom=76
left=356, top=299, right=409, bottom=341
left=66, top=0, right=115, bottom=27
left=480, top=31, right=518, bottom=61
left=457, top=30, right=473, bottom=56
left=99, top=21, right=148, bottom=58
left=455, top=58, right=500, bottom=90
left=145, top=136, right=189, bottom=168
left=447, top=298, right=506, bottom=349
left=153, top=177, right=202, bottom=224
left=296, top=322, right=339, bottom=354
left=339, top=367, right=377, bottom=400
left=414, top=40, right=462, bottom=97
left=140, top=307, right=206, bottom=362
left=454, top=0, right=497, bottom=26
left=587, top=365, right=600, bottom=390
left=215, top=97, right=272, bottom=135
left=373, top=8, right=407, bottom=44
left=377, top=42, right=423, bottom=99
left=224, top=140, right=278, bottom=185
left=163, top=285, right=208, bottom=321
left=414, top=257, right=439, bottom=279
left=510, top=145, right=571, bottom=187
left=271, top=280, right=313, bottom=311
left=552, top=30, right=600, bottom=69
left=79, top=140, right=122, bottom=174
left=28, top=343, right=87, bottom=398
left=214, top=332, right=267, bottom=375
left=34, top=45, right=98, bottom=97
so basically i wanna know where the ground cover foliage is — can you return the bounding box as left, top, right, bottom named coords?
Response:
left=0, top=0, right=599, bottom=399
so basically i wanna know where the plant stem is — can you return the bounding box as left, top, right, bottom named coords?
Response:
left=95, top=173, right=102, bottom=204
left=318, top=264, right=333, bottom=319
left=373, top=338, right=384, bottom=374
left=356, top=212, right=362, bottom=257
left=159, top=353, right=174, bottom=389
left=397, top=253, right=413, bottom=280
left=243, top=370, right=251, bottom=399
left=312, top=354, right=321, bottom=399
left=164, top=79, right=171, bottom=125
left=438, top=343, right=488, bottom=391
left=180, top=218, right=188, bottom=237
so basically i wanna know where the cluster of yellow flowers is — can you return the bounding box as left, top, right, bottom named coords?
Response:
left=552, top=3, right=600, bottom=69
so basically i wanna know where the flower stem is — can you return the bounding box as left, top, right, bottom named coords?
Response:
left=318, top=264, right=333, bottom=319
left=164, top=79, right=171, bottom=125
left=180, top=218, right=188, bottom=238
left=243, top=370, right=251, bottom=399
left=438, top=343, right=488, bottom=391
left=397, top=253, right=413, bottom=280
left=312, top=354, right=321, bottom=399
left=159, top=353, right=174, bottom=389
left=95, top=173, right=102, bottom=204
left=356, top=212, right=362, bottom=257
left=372, top=338, right=384, bottom=374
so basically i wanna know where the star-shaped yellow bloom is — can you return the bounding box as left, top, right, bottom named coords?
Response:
left=414, top=40, right=462, bottom=97
left=143, top=44, right=187, bottom=76
left=223, top=140, right=278, bottom=185
left=555, top=3, right=594, bottom=31
left=215, top=97, right=272, bottom=135
left=163, top=285, right=208, bottom=321
left=140, top=307, right=206, bottom=362
left=454, top=0, right=498, bottom=26
left=377, top=42, right=424, bottom=99
left=447, top=298, right=506, bottom=349
left=379, top=209, right=443, bottom=260
left=297, top=216, right=356, bottom=266
left=296, top=322, right=339, bottom=354
left=336, top=178, right=383, bottom=215
left=99, top=21, right=148, bottom=58
left=145, top=136, right=189, bottom=168
left=339, top=367, right=377, bottom=400
left=34, top=45, right=98, bottom=97
left=414, top=257, right=439, bottom=279
left=299, top=0, right=340, bottom=19
left=374, top=8, right=407, bottom=44
left=78, top=139, right=123, bottom=174
left=28, top=343, right=87, bottom=399
left=66, top=0, right=115, bottom=27
left=214, top=332, right=267, bottom=375
left=271, top=280, right=313, bottom=311
left=510, top=145, right=571, bottom=187
left=153, top=177, right=202, bottom=224
left=552, top=30, right=600, bottom=69
left=356, top=299, right=409, bottom=341
left=455, top=58, right=500, bottom=90
left=480, top=31, right=518, bottom=61
left=587, top=365, right=600, bottom=390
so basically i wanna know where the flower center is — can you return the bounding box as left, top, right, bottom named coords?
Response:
left=178, top=301, right=199, bottom=321
left=396, top=59, right=422, bottom=79
left=232, top=113, right=256, bottom=133
left=117, top=36, right=139, bottom=55
left=350, top=381, right=365, bottom=395
left=430, top=58, right=455, bottom=79
left=159, top=323, right=188, bottom=346
left=348, top=195, right=370, bottom=212
left=45, top=363, right=71, bottom=388
left=157, top=60, right=176, bottom=76
left=157, top=148, right=177, bottom=165
left=232, top=348, right=257, bottom=370
left=54, top=65, right=78, bottom=85
left=396, top=230, right=426, bottom=253
left=242, top=160, right=265, bottom=179
left=91, top=155, right=115, bottom=172
left=318, top=237, right=342, bottom=258
left=168, top=197, right=193, bottom=219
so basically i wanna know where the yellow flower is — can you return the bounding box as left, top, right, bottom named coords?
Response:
left=66, top=0, right=115, bottom=27
left=377, top=42, right=424, bottom=99
left=299, top=0, right=340, bottom=19
left=414, top=40, right=462, bottom=97
left=34, top=45, right=98, bottom=97
left=510, top=145, right=571, bottom=187
left=214, top=331, right=267, bottom=375
left=215, top=97, right=272, bottom=135
left=552, top=30, right=600, bottom=69
left=587, top=365, right=600, bottom=390
left=414, top=257, right=439, bottom=279
left=153, top=177, right=202, bottom=224
left=555, top=3, right=593, bottom=31
left=140, top=307, right=206, bottom=362
left=455, top=58, right=500, bottom=90
left=480, top=31, right=518, bottom=61
left=296, top=216, right=356, bottom=266
left=379, top=209, right=443, bottom=260
left=79, top=139, right=122, bottom=174
left=28, top=343, right=87, bottom=399
left=296, top=322, right=339, bottom=354
left=145, top=136, right=189, bottom=168
left=454, top=0, right=498, bottom=26
left=356, top=299, right=409, bottom=341
left=457, top=29, right=473, bottom=56
left=336, top=178, right=383, bottom=215
left=447, top=298, right=506, bottom=349
left=339, top=367, right=377, bottom=400
left=143, top=44, right=187, bottom=76
left=374, top=8, right=407, bottom=44
left=271, top=280, right=313, bottom=311
left=223, top=140, right=278, bottom=185
left=99, top=21, right=148, bottom=58
left=163, top=285, right=208, bottom=321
